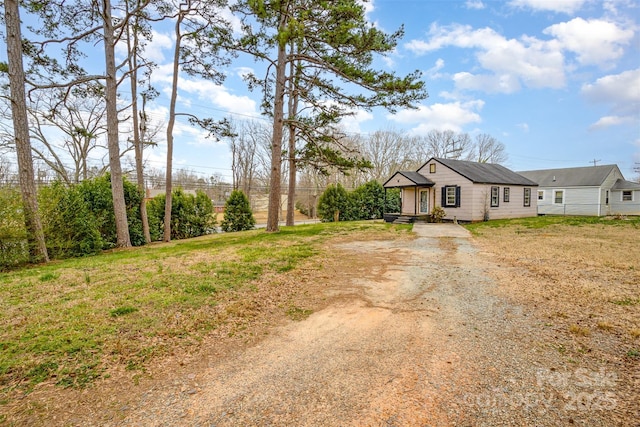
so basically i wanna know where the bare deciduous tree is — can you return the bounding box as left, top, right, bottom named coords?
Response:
left=468, top=133, right=508, bottom=164
left=417, top=129, right=472, bottom=160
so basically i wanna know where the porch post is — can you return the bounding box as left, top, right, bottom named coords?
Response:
left=383, top=187, right=387, bottom=215
left=414, top=186, right=418, bottom=216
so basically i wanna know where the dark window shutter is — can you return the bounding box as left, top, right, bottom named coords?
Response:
left=441, top=186, right=446, bottom=207
left=455, top=186, right=461, bottom=207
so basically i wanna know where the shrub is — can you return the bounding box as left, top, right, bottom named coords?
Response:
left=349, top=180, right=387, bottom=220
left=0, top=186, right=29, bottom=268
left=75, top=174, right=146, bottom=248
left=430, top=206, right=446, bottom=223
left=147, top=189, right=217, bottom=240
left=318, top=182, right=399, bottom=222
left=39, top=182, right=104, bottom=258
left=384, top=188, right=401, bottom=213
left=317, top=183, right=349, bottom=222
left=221, top=190, right=255, bottom=232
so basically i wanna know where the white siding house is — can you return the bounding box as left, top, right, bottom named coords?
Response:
left=384, top=158, right=538, bottom=222
left=519, top=165, right=640, bottom=216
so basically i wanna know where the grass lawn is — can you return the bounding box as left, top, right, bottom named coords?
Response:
left=466, top=215, right=640, bottom=361
left=0, top=221, right=410, bottom=397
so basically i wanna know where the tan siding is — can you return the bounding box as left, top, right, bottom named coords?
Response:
left=475, top=184, right=538, bottom=220
left=401, top=188, right=417, bottom=215
left=386, top=172, right=417, bottom=187
left=418, top=160, right=474, bottom=221
left=417, top=160, right=537, bottom=221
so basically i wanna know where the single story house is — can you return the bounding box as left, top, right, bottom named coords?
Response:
left=383, top=157, right=538, bottom=222
left=518, top=164, right=640, bottom=216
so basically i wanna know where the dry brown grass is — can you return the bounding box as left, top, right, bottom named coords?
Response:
left=470, top=217, right=640, bottom=420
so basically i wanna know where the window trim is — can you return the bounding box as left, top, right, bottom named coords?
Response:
left=537, top=190, right=544, bottom=201
left=503, top=187, right=510, bottom=203
left=524, top=188, right=531, bottom=207
left=442, top=185, right=460, bottom=208
left=553, top=189, right=565, bottom=205
left=622, top=190, right=633, bottom=202
left=429, top=163, right=436, bottom=173
left=490, top=186, right=500, bottom=207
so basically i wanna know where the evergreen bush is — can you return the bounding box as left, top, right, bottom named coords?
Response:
left=317, top=183, right=349, bottom=222
left=147, top=189, right=217, bottom=240
left=0, top=187, right=29, bottom=268
left=221, top=189, right=255, bottom=232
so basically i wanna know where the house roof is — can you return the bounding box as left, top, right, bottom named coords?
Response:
left=518, top=164, right=618, bottom=187
left=434, top=158, right=538, bottom=186
left=611, top=178, right=640, bottom=190
left=383, top=171, right=434, bottom=188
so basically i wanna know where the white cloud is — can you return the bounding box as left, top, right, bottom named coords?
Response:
left=582, top=68, right=640, bottom=129
left=340, top=109, right=374, bottom=134
left=145, top=30, right=174, bottom=63
left=508, top=0, right=587, bottom=14
left=406, top=24, right=566, bottom=93
left=388, top=100, right=484, bottom=133
left=465, top=0, right=486, bottom=10
left=426, top=58, right=446, bottom=79
left=544, top=18, right=634, bottom=67
left=516, top=122, right=530, bottom=132
left=235, top=66, right=255, bottom=80
left=358, top=0, right=375, bottom=16
left=588, top=115, right=636, bottom=130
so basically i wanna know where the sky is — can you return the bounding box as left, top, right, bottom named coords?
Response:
left=4, top=0, right=640, bottom=182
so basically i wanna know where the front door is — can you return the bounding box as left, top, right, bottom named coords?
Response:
left=419, top=189, right=429, bottom=214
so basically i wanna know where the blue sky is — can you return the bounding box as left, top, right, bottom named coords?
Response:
left=4, top=0, right=640, bottom=182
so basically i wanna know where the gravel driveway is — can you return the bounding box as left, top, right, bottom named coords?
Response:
left=114, top=224, right=622, bottom=426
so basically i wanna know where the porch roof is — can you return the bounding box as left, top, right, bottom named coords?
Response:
left=611, top=178, right=640, bottom=191
left=383, top=171, right=435, bottom=188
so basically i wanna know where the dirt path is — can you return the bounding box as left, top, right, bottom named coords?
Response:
left=83, top=223, right=623, bottom=426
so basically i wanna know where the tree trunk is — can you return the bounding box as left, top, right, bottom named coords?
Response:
left=285, top=126, right=296, bottom=226
left=127, top=10, right=151, bottom=244
left=103, top=0, right=131, bottom=248
left=164, top=14, right=183, bottom=242
left=4, top=0, right=49, bottom=263
left=266, top=31, right=288, bottom=232
left=285, top=50, right=299, bottom=227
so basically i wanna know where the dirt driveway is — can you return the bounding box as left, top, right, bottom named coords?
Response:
left=102, top=224, right=623, bottom=426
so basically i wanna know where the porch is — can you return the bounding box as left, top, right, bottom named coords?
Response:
left=383, top=171, right=435, bottom=223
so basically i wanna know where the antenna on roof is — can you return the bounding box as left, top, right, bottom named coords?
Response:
left=591, top=159, right=601, bottom=166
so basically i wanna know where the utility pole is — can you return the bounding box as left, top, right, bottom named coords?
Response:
left=591, top=158, right=601, bottom=166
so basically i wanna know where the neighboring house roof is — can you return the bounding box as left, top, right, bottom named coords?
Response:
left=383, top=171, right=434, bottom=188
left=434, top=158, right=538, bottom=186
left=518, top=164, right=618, bottom=187
left=611, top=178, right=640, bottom=190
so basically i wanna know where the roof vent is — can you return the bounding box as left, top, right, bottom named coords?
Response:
left=552, top=176, right=556, bottom=182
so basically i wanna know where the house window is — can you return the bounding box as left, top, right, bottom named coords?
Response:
left=538, top=190, right=544, bottom=201
left=491, top=186, right=500, bottom=207
left=622, top=190, right=633, bottom=201
left=554, top=190, right=564, bottom=204
left=442, top=185, right=460, bottom=208
left=605, top=190, right=609, bottom=205
left=503, top=187, right=510, bottom=203
left=429, top=163, right=436, bottom=173
left=524, top=188, right=531, bottom=207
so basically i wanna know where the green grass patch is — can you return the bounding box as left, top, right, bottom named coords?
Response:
left=610, top=298, right=640, bottom=306
left=110, top=306, right=139, bottom=317
left=0, top=220, right=407, bottom=393
left=286, top=306, right=313, bottom=321
left=465, top=215, right=639, bottom=236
